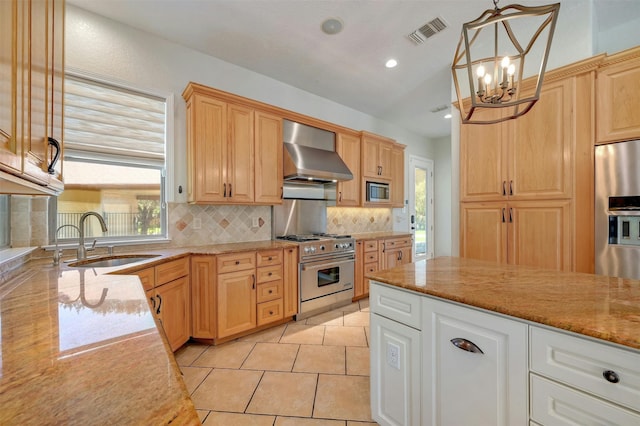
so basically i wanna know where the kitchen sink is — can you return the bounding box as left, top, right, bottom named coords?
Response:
left=68, top=254, right=161, bottom=268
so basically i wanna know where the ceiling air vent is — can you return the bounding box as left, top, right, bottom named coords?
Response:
left=407, top=16, right=448, bottom=45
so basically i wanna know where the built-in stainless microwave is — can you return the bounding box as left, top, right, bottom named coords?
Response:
left=366, top=181, right=390, bottom=202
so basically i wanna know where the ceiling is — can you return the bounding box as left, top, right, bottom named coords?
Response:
left=67, top=0, right=638, bottom=140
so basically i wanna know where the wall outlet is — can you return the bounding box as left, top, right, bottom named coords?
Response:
left=387, top=342, right=400, bottom=370
left=193, top=218, right=201, bottom=230
left=252, top=217, right=259, bottom=228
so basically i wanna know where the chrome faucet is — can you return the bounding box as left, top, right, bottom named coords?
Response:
left=77, top=212, right=108, bottom=260
left=53, top=224, right=80, bottom=265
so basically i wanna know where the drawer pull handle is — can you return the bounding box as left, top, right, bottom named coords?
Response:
left=268, top=256, right=273, bottom=261
left=269, top=310, right=274, bottom=315
left=268, top=290, right=273, bottom=294
left=235, top=260, right=240, bottom=265
left=603, top=370, right=620, bottom=384
left=268, top=272, right=273, bottom=276
left=451, top=338, right=484, bottom=354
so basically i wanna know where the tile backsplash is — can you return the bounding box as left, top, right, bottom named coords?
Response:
left=14, top=198, right=393, bottom=250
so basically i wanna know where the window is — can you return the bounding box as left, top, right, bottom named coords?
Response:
left=52, top=73, right=169, bottom=243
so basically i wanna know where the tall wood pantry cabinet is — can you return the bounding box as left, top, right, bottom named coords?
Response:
left=459, top=57, right=600, bottom=273
left=1, top=0, right=64, bottom=194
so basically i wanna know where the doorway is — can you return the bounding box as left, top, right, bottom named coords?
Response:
left=409, top=155, right=434, bottom=261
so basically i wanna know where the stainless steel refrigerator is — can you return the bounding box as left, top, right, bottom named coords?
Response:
left=595, top=140, right=640, bottom=279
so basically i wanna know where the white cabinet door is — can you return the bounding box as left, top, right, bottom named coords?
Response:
left=371, top=313, right=421, bottom=426
left=422, top=298, right=528, bottom=426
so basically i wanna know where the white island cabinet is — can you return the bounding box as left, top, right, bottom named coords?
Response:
left=370, top=280, right=640, bottom=426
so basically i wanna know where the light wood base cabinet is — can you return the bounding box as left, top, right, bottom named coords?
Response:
left=130, top=257, right=191, bottom=352
left=191, top=255, right=216, bottom=339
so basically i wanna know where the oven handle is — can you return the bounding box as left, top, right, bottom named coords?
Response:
left=301, top=256, right=354, bottom=271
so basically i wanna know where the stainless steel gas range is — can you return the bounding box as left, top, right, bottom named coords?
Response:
left=276, top=233, right=355, bottom=320
left=273, top=195, right=355, bottom=320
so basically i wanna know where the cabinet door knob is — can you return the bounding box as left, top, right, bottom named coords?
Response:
left=156, top=295, right=162, bottom=315
left=269, top=310, right=274, bottom=315
left=224, top=183, right=227, bottom=197
left=509, top=180, right=513, bottom=196
left=268, top=272, right=273, bottom=276
left=235, top=260, right=240, bottom=265
left=603, top=370, right=620, bottom=383
left=268, top=289, right=273, bottom=294
left=502, top=181, right=506, bottom=196
left=268, top=256, right=273, bottom=261
left=450, top=338, right=484, bottom=354
left=47, top=137, right=61, bottom=174
left=229, top=183, right=233, bottom=197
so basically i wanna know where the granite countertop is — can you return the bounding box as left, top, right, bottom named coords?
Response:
left=351, top=231, right=412, bottom=241
left=367, top=257, right=640, bottom=351
left=0, top=240, right=297, bottom=425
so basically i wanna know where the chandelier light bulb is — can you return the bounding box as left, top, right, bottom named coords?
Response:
left=476, top=65, right=485, bottom=77
left=484, top=73, right=492, bottom=85
left=501, top=56, right=510, bottom=68
left=507, top=64, right=516, bottom=75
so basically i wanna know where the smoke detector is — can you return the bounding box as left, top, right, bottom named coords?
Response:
left=408, top=16, right=448, bottom=45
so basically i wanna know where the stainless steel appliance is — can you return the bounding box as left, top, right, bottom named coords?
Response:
left=366, top=181, right=390, bottom=203
left=273, top=199, right=355, bottom=320
left=595, top=140, right=640, bottom=279
left=282, top=119, right=353, bottom=184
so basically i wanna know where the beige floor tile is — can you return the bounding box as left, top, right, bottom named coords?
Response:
left=246, top=371, right=318, bottom=417
left=280, top=323, right=326, bottom=345
left=305, top=310, right=344, bottom=326
left=343, top=311, right=370, bottom=327
left=238, top=323, right=287, bottom=343
left=276, top=417, right=346, bottom=425
left=323, top=326, right=367, bottom=347
left=293, top=344, right=345, bottom=374
left=314, top=375, right=372, bottom=421
left=242, top=342, right=299, bottom=371
left=174, top=342, right=209, bottom=366
left=358, top=299, right=370, bottom=312
left=196, top=410, right=209, bottom=423
left=191, top=368, right=263, bottom=412
left=180, top=366, right=211, bottom=394
left=337, top=302, right=361, bottom=313
left=346, top=347, right=370, bottom=376
left=192, top=341, right=255, bottom=368
left=203, top=411, right=276, bottom=426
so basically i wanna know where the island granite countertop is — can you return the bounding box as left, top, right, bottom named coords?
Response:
left=366, top=257, right=640, bottom=351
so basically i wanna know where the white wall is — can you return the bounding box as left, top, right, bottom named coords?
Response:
left=66, top=5, right=432, bottom=206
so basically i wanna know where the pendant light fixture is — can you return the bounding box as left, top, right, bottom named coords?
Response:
left=452, top=0, right=560, bottom=124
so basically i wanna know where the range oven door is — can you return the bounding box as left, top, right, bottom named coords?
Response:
left=299, top=254, right=355, bottom=303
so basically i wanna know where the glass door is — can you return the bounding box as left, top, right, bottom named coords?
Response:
left=409, top=156, right=434, bottom=261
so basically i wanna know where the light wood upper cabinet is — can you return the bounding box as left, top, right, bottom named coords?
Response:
left=336, top=131, right=361, bottom=206
left=461, top=79, right=572, bottom=202
left=184, top=83, right=285, bottom=205
left=0, top=0, right=63, bottom=193
left=0, top=0, right=23, bottom=173
left=460, top=109, right=508, bottom=201
left=510, top=78, right=572, bottom=200
left=254, top=111, right=283, bottom=204
left=391, top=144, right=405, bottom=208
left=227, top=103, right=254, bottom=203
left=362, top=131, right=394, bottom=180
left=186, top=94, right=226, bottom=202
left=596, top=47, right=640, bottom=144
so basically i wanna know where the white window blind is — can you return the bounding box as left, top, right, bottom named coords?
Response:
left=64, top=75, right=166, bottom=167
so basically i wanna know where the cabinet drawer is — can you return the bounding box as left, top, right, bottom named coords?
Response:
left=257, top=264, right=282, bottom=283
left=257, top=280, right=283, bottom=303
left=364, top=251, right=379, bottom=263
left=370, top=281, right=421, bottom=329
left=530, top=326, right=640, bottom=411
left=531, top=374, right=640, bottom=425
left=364, top=240, right=379, bottom=252
left=385, top=236, right=412, bottom=249
left=257, top=299, right=283, bottom=326
left=156, top=257, right=190, bottom=286
left=364, top=262, right=379, bottom=275
left=134, top=267, right=155, bottom=292
left=257, top=249, right=282, bottom=267
left=217, top=251, right=256, bottom=274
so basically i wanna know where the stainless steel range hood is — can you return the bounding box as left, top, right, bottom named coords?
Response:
left=282, top=119, right=353, bottom=184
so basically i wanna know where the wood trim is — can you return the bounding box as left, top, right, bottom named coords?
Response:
left=600, top=45, right=640, bottom=67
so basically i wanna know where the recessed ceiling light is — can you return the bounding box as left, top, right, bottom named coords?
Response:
left=385, top=59, right=398, bottom=68
left=321, top=18, right=343, bottom=35
left=444, top=113, right=452, bottom=119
